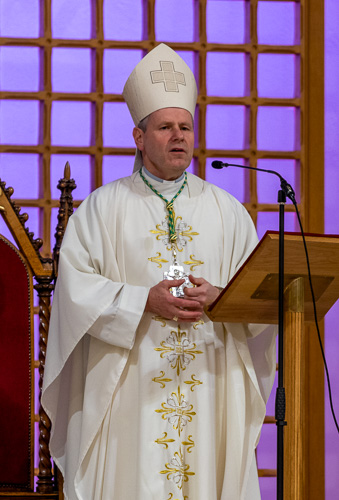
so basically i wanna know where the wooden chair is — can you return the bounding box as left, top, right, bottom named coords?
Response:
left=0, top=163, right=75, bottom=499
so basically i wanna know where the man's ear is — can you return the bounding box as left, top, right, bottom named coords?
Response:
left=133, top=127, right=144, bottom=151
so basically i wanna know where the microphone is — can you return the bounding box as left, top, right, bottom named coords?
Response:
left=211, top=160, right=296, bottom=203
left=211, top=160, right=224, bottom=169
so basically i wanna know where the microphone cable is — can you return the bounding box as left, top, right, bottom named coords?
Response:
left=291, top=196, right=339, bottom=433
left=212, top=160, right=339, bottom=432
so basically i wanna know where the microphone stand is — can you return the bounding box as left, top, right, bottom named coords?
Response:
left=276, top=189, right=287, bottom=500
left=211, top=161, right=295, bottom=500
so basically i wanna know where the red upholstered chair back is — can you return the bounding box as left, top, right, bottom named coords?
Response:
left=0, top=236, right=34, bottom=490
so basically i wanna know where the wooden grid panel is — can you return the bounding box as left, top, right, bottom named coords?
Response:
left=1, top=0, right=303, bottom=255
left=0, top=0, right=324, bottom=495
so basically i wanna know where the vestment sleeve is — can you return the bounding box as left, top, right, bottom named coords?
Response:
left=217, top=190, right=259, bottom=287
left=43, top=185, right=149, bottom=390
left=87, top=283, right=149, bottom=349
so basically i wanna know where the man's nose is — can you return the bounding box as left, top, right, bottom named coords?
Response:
left=172, top=127, right=184, bottom=140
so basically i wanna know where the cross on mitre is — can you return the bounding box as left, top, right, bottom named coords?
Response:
left=150, top=60, right=186, bottom=92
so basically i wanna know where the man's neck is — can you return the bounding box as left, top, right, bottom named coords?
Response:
left=143, top=166, right=185, bottom=184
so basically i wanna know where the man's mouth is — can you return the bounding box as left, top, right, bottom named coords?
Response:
left=170, top=148, right=185, bottom=153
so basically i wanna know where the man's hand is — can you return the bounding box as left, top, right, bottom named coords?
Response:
left=145, top=279, right=204, bottom=322
left=183, top=275, right=220, bottom=308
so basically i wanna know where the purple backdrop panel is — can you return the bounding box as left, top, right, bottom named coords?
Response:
left=52, top=0, right=91, bottom=39
left=258, top=54, right=299, bottom=99
left=257, top=422, right=277, bottom=469
left=34, top=420, right=39, bottom=470
left=103, top=102, right=135, bottom=147
left=0, top=100, right=40, bottom=145
left=205, top=157, right=245, bottom=202
left=51, top=101, right=92, bottom=146
left=0, top=219, right=15, bottom=246
left=207, top=0, right=247, bottom=44
left=325, top=160, right=339, bottom=235
left=0, top=47, right=40, bottom=92
left=1, top=206, right=40, bottom=253
left=50, top=207, right=59, bottom=251
left=325, top=1, right=339, bottom=495
left=207, top=52, right=248, bottom=97
left=51, top=154, right=91, bottom=200
left=102, top=155, right=135, bottom=184
left=255, top=336, right=277, bottom=500
left=33, top=289, right=38, bottom=308
left=34, top=366, right=39, bottom=415
left=325, top=301, right=339, bottom=496
left=257, top=159, right=299, bottom=204
left=176, top=51, right=195, bottom=75
left=0, top=153, right=39, bottom=199
left=34, top=315, right=40, bottom=365
left=186, top=160, right=195, bottom=175
left=0, top=0, right=40, bottom=37
left=104, top=0, right=143, bottom=41
left=257, top=107, right=299, bottom=151
left=256, top=211, right=297, bottom=240
left=259, top=477, right=277, bottom=500
left=52, top=48, right=92, bottom=93
left=206, top=105, right=247, bottom=150
left=155, top=0, right=194, bottom=42
left=104, top=49, right=143, bottom=94
left=257, top=1, right=299, bottom=46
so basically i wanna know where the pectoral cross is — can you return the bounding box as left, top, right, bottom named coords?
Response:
left=163, top=247, right=191, bottom=297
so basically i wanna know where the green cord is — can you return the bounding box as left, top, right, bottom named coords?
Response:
left=139, top=169, right=188, bottom=243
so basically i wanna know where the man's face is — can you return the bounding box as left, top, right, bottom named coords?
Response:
left=133, top=107, right=194, bottom=181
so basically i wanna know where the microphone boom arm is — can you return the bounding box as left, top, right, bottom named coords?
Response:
left=211, top=160, right=296, bottom=203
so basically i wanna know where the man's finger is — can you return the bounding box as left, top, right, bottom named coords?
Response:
left=171, top=296, right=203, bottom=311
left=162, top=278, right=186, bottom=289
left=172, top=309, right=203, bottom=322
left=188, top=275, right=205, bottom=286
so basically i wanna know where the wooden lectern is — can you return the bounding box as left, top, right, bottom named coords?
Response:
left=206, top=231, right=339, bottom=500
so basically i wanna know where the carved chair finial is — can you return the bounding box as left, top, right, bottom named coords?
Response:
left=52, top=162, right=77, bottom=277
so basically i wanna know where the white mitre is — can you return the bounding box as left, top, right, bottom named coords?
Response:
left=123, top=43, right=198, bottom=172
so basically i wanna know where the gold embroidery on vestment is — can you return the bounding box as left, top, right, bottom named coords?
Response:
left=152, top=371, right=172, bottom=389
left=148, top=252, right=169, bottom=268
left=155, top=386, right=195, bottom=436
left=166, top=494, right=188, bottom=500
left=155, top=432, right=175, bottom=449
left=193, top=319, right=204, bottom=330
left=184, top=374, right=203, bottom=392
left=150, top=212, right=199, bottom=252
left=160, top=448, right=195, bottom=489
left=148, top=209, right=205, bottom=495
left=183, top=254, right=204, bottom=271
left=154, top=326, right=203, bottom=376
left=181, top=435, right=195, bottom=453
left=152, top=315, right=167, bottom=327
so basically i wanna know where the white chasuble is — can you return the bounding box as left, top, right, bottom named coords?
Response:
left=42, top=171, right=276, bottom=500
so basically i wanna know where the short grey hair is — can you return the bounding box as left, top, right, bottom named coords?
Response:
left=137, top=111, right=194, bottom=132
left=137, top=115, right=150, bottom=132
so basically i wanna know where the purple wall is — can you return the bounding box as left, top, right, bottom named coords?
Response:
left=324, top=1, right=339, bottom=496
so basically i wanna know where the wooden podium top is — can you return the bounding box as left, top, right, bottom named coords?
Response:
left=206, top=231, right=339, bottom=324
